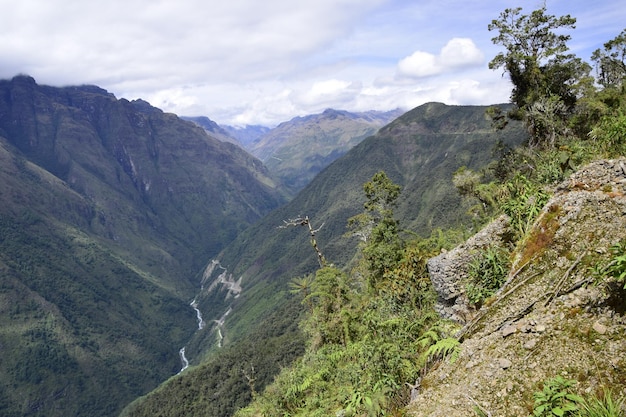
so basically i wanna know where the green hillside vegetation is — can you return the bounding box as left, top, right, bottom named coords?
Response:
left=192, top=101, right=526, bottom=348
left=124, top=6, right=626, bottom=417
left=0, top=76, right=285, bottom=417
left=122, top=104, right=527, bottom=417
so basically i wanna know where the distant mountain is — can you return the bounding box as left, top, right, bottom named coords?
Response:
left=181, top=115, right=237, bottom=145
left=221, top=124, right=271, bottom=149
left=248, top=108, right=404, bottom=196
left=0, top=75, right=286, bottom=417
left=122, top=102, right=527, bottom=417
left=182, top=116, right=272, bottom=151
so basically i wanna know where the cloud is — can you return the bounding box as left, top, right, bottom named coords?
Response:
left=396, top=38, right=484, bottom=79
left=297, top=79, right=363, bottom=106
left=1, top=0, right=623, bottom=126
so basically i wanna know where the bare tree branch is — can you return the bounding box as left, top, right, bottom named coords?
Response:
left=279, top=215, right=327, bottom=267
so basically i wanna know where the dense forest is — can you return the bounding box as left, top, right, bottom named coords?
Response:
left=124, top=5, right=626, bottom=417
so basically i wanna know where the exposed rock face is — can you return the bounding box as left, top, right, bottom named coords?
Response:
left=409, top=159, right=626, bottom=417
left=427, top=215, right=511, bottom=323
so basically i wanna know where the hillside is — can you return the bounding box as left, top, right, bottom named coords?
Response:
left=208, top=103, right=524, bottom=318
left=189, top=103, right=526, bottom=348
left=248, top=108, right=404, bottom=196
left=0, top=75, right=285, bottom=417
left=408, top=158, right=626, bottom=416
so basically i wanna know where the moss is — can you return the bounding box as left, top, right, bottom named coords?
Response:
left=517, top=204, right=562, bottom=266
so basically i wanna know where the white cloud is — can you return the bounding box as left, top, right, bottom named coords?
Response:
left=1, top=0, right=623, bottom=126
left=440, top=38, right=484, bottom=68
left=396, top=38, right=484, bottom=79
left=397, top=51, right=441, bottom=78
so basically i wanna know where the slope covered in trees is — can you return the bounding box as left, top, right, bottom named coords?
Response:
left=0, top=76, right=286, bottom=417
left=121, top=105, right=527, bottom=416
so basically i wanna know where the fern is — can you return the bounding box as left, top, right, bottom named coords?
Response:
left=417, top=330, right=440, bottom=348
left=423, top=337, right=461, bottom=364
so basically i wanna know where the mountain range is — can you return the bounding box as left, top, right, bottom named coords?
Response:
left=186, top=108, right=403, bottom=197
left=122, top=102, right=527, bottom=417
left=0, top=75, right=285, bottom=417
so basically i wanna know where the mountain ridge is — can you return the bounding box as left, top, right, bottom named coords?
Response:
left=0, top=75, right=286, bottom=417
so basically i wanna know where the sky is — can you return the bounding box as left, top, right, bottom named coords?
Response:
left=1, top=0, right=625, bottom=127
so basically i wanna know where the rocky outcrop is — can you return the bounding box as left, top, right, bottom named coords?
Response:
left=409, top=159, right=626, bottom=417
left=427, top=215, right=511, bottom=323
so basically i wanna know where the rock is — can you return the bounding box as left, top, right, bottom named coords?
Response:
left=593, top=321, right=608, bottom=335
left=523, top=339, right=537, bottom=350
left=499, top=358, right=512, bottom=369
left=502, top=325, right=517, bottom=337
left=427, top=215, right=511, bottom=322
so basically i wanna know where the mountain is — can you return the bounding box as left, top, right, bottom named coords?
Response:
left=248, top=108, right=404, bottom=196
left=182, top=116, right=271, bottom=151
left=181, top=116, right=238, bottom=145
left=221, top=124, right=271, bottom=149
left=210, top=103, right=525, bottom=317
left=121, top=102, right=528, bottom=417
left=0, top=75, right=286, bottom=417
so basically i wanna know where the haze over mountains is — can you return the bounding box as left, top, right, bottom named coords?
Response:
left=185, top=108, right=403, bottom=197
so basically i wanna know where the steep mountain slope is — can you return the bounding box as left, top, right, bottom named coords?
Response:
left=181, top=115, right=242, bottom=146
left=248, top=108, right=404, bottom=196
left=408, top=159, right=626, bottom=416
left=121, top=103, right=527, bottom=417
left=221, top=104, right=520, bottom=299
left=0, top=75, right=285, bottom=417
left=198, top=103, right=526, bottom=346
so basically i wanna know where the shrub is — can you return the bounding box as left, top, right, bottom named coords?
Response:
left=530, top=376, right=583, bottom=417
left=606, top=240, right=626, bottom=289
left=465, top=245, right=511, bottom=306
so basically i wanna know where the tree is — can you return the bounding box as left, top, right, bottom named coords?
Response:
left=591, top=29, right=626, bottom=89
left=488, top=6, right=590, bottom=146
left=348, top=171, right=404, bottom=291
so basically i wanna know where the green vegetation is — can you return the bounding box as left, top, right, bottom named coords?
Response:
left=233, top=6, right=626, bottom=417
left=465, top=244, right=511, bottom=306
left=120, top=299, right=306, bottom=417
left=126, top=6, right=626, bottom=417
left=250, top=109, right=403, bottom=197
left=529, top=377, right=626, bottom=417
left=0, top=75, right=286, bottom=417
left=233, top=172, right=462, bottom=417
left=3, top=4, right=626, bottom=417
left=578, top=391, right=626, bottom=417
left=530, top=376, right=583, bottom=417
left=606, top=240, right=626, bottom=289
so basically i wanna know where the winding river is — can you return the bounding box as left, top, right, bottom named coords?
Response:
left=178, top=299, right=205, bottom=373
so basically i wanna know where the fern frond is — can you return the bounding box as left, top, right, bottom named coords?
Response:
left=424, top=337, right=460, bottom=363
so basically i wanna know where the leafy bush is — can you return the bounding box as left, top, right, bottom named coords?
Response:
left=500, top=174, right=551, bottom=238
left=530, top=376, right=583, bottom=417
left=465, top=245, right=511, bottom=306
